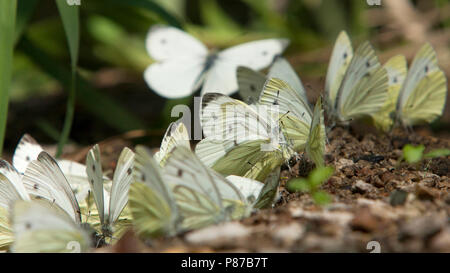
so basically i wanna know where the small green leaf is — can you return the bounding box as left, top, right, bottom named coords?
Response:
left=403, top=144, right=425, bottom=164
left=312, top=190, right=331, bottom=206
left=424, top=148, right=450, bottom=159
left=309, top=166, right=334, bottom=189
left=286, top=178, right=310, bottom=193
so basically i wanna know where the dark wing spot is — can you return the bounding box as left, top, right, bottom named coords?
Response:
left=33, top=184, right=39, bottom=190
left=234, top=140, right=238, bottom=146
left=26, top=156, right=30, bottom=162
left=177, top=169, right=183, bottom=177
left=262, top=51, right=268, bottom=56
left=273, top=100, right=279, bottom=105
left=90, top=179, right=95, bottom=185
left=393, top=77, right=398, bottom=83
left=25, top=222, right=32, bottom=230
left=92, top=165, right=96, bottom=172
left=343, top=52, right=348, bottom=59
left=141, top=173, right=146, bottom=181
left=160, top=38, right=166, bottom=44
left=424, top=66, right=429, bottom=73
left=250, top=85, right=256, bottom=92
left=366, top=61, right=370, bottom=68
left=127, top=168, right=132, bottom=175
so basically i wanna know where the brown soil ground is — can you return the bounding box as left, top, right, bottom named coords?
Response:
left=91, top=126, right=449, bottom=253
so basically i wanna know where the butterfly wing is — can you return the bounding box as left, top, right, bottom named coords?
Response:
left=57, top=160, right=91, bottom=201
left=325, top=31, right=353, bottom=110
left=0, top=160, right=30, bottom=205
left=398, top=43, right=447, bottom=126
left=11, top=200, right=90, bottom=253
left=372, top=55, right=407, bottom=131
left=236, top=66, right=266, bottom=104
left=108, top=147, right=135, bottom=226
left=336, top=41, right=388, bottom=122
left=253, top=166, right=281, bottom=209
left=0, top=162, right=30, bottom=249
left=85, top=145, right=105, bottom=225
left=260, top=78, right=312, bottom=153
left=225, top=175, right=263, bottom=206
left=400, top=70, right=447, bottom=126
left=305, top=97, right=326, bottom=167
left=144, top=25, right=208, bottom=98
left=166, top=147, right=246, bottom=230
left=129, top=145, right=179, bottom=236
left=267, top=57, right=309, bottom=105
left=201, top=39, right=289, bottom=95
left=154, top=120, right=190, bottom=166
left=22, top=152, right=81, bottom=223
left=0, top=205, right=13, bottom=249
left=144, top=58, right=207, bottom=99
left=260, top=77, right=313, bottom=126
left=12, top=134, right=44, bottom=174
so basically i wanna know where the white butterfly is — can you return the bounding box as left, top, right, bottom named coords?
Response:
left=165, top=146, right=264, bottom=230
left=396, top=43, right=447, bottom=127
left=130, top=145, right=265, bottom=236
left=85, top=144, right=134, bottom=238
left=7, top=151, right=94, bottom=252
left=144, top=25, right=289, bottom=98
left=12, top=134, right=91, bottom=201
left=0, top=160, right=30, bottom=249
left=11, top=200, right=91, bottom=253
left=324, top=31, right=388, bottom=124
left=22, top=151, right=82, bottom=224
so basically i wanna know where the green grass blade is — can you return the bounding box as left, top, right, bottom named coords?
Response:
left=15, top=0, right=39, bottom=45
left=0, top=0, right=17, bottom=155
left=56, top=0, right=79, bottom=68
left=55, top=0, right=80, bottom=157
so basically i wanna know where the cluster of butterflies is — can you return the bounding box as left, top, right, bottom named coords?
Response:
left=0, top=25, right=446, bottom=253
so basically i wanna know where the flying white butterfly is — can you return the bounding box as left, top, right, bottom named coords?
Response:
left=144, top=25, right=289, bottom=98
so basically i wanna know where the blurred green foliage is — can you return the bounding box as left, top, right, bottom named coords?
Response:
left=5, top=0, right=449, bottom=147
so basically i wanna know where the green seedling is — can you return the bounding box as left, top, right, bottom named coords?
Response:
left=399, top=144, right=450, bottom=170
left=286, top=166, right=334, bottom=206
